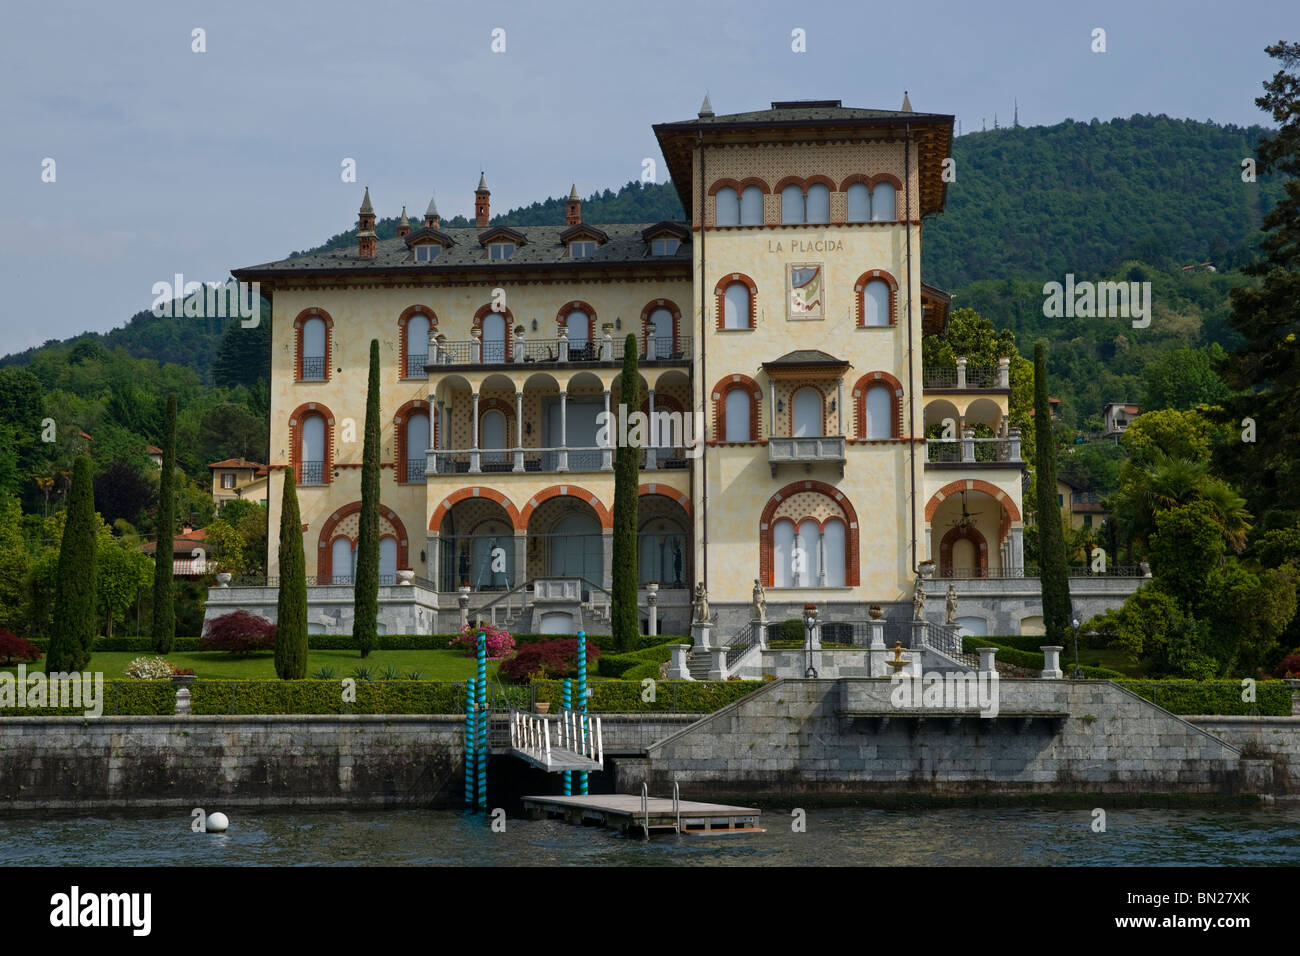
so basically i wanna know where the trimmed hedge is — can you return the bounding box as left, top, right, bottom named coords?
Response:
left=961, top=636, right=1124, bottom=677
left=1116, top=680, right=1293, bottom=717
left=598, top=644, right=673, bottom=678
left=187, top=677, right=760, bottom=714
left=190, top=680, right=465, bottom=715
left=0, top=679, right=177, bottom=716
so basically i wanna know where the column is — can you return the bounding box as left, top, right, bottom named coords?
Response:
left=666, top=644, right=694, bottom=681
left=956, top=356, right=967, bottom=389
left=513, top=532, right=527, bottom=590
left=924, top=527, right=933, bottom=564
left=867, top=619, right=887, bottom=677
left=817, top=530, right=827, bottom=587
left=997, top=356, right=1010, bottom=389
left=977, top=646, right=998, bottom=674
left=601, top=389, right=613, bottom=471
left=513, top=391, right=524, bottom=472
left=1008, top=427, right=1022, bottom=462
left=1010, top=526, right=1024, bottom=573
left=645, top=388, right=658, bottom=471
left=427, top=534, right=440, bottom=590
left=469, top=392, right=481, bottom=473
left=558, top=390, right=568, bottom=472
left=646, top=582, right=659, bottom=636
left=601, top=530, right=613, bottom=590
left=961, top=427, right=975, bottom=463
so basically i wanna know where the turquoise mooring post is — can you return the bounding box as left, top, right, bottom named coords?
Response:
left=464, top=679, right=475, bottom=807
left=476, top=633, right=487, bottom=811
left=562, top=678, right=572, bottom=796
left=577, top=631, right=588, bottom=795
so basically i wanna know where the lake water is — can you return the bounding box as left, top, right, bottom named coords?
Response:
left=2, top=805, right=1298, bottom=866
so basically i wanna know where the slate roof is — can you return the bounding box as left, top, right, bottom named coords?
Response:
left=763, top=349, right=850, bottom=367
left=233, top=221, right=693, bottom=280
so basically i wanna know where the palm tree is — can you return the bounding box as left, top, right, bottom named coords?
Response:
left=1111, top=452, right=1252, bottom=554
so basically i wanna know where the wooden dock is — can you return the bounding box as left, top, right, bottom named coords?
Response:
left=521, top=793, right=763, bottom=837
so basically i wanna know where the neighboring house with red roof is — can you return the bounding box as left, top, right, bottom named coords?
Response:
left=141, top=526, right=209, bottom=577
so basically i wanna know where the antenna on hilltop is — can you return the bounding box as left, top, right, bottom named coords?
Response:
left=1014, top=99, right=1020, bottom=128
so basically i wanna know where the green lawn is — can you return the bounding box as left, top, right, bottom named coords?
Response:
left=2, top=649, right=498, bottom=681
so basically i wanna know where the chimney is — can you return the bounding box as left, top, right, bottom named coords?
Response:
left=357, top=186, right=377, bottom=259
left=424, top=194, right=439, bottom=230
left=474, top=172, right=490, bottom=228
left=565, top=184, right=581, bottom=225
left=396, top=205, right=410, bottom=238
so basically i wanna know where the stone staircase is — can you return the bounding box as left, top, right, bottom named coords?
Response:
left=686, top=649, right=713, bottom=680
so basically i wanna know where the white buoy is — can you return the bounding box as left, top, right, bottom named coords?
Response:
left=206, top=811, right=229, bottom=833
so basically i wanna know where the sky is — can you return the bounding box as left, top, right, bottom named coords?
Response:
left=0, top=0, right=1293, bottom=354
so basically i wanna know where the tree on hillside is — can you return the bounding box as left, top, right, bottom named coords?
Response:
left=1144, top=345, right=1231, bottom=411
left=93, top=460, right=155, bottom=527
left=1219, top=41, right=1300, bottom=530
left=1033, top=341, right=1072, bottom=644
left=48, top=457, right=97, bottom=671
left=198, top=402, right=267, bottom=464
left=212, top=314, right=270, bottom=392
left=274, top=468, right=308, bottom=679
left=611, top=334, right=640, bottom=651
left=353, top=340, right=381, bottom=658
left=151, top=394, right=177, bottom=653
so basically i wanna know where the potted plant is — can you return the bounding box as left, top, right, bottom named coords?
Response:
left=396, top=568, right=415, bottom=585
left=869, top=604, right=883, bottom=620
left=215, top=568, right=232, bottom=588
left=171, top=666, right=196, bottom=687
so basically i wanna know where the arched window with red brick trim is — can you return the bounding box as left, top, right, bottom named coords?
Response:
left=394, top=399, right=431, bottom=483
left=853, top=372, right=904, bottom=439
left=642, top=299, right=682, bottom=356
left=760, top=481, right=859, bottom=588
left=714, top=273, right=757, bottom=330
left=557, top=302, right=597, bottom=360
left=854, top=270, right=899, bottom=327
left=711, top=374, right=763, bottom=443
left=293, top=309, right=334, bottom=382
left=473, top=303, right=514, bottom=362
left=398, top=306, right=436, bottom=380
left=288, top=402, right=335, bottom=486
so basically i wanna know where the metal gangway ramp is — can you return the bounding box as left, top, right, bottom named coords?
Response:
left=508, top=708, right=603, bottom=772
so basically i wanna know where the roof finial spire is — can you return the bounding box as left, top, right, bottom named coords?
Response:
left=359, top=186, right=374, bottom=215
left=901, top=90, right=912, bottom=113
left=699, top=92, right=714, bottom=118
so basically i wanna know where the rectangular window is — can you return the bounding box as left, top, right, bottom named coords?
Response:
left=489, top=242, right=515, bottom=261
left=1057, top=494, right=1063, bottom=506
left=652, top=237, right=680, bottom=256
left=415, top=245, right=441, bottom=261
left=221, top=473, right=236, bottom=489
left=569, top=240, right=595, bottom=258
left=1083, top=514, right=1093, bottom=528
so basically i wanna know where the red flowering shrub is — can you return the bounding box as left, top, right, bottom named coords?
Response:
left=201, top=611, right=277, bottom=656
left=0, top=628, right=42, bottom=665
left=450, top=622, right=515, bottom=660
left=498, top=638, right=600, bottom=683
left=1276, top=654, right=1300, bottom=679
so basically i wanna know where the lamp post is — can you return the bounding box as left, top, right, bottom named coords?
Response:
left=803, top=604, right=819, bottom=678
left=1071, top=616, right=1083, bottom=679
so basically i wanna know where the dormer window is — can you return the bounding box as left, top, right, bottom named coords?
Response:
left=489, top=242, right=515, bottom=261
left=414, top=244, right=441, bottom=262
left=652, top=237, right=680, bottom=256
left=569, top=240, right=596, bottom=259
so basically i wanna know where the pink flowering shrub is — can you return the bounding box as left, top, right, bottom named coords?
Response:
left=451, top=622, right=516, bottom=660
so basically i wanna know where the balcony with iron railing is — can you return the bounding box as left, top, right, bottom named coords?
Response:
left=922, top=357, right=1010, bottom=391
left=427, top=444, right=691, bottom=476
left=299, top=460, right=325, bottom=485
left=421, top=334, right=692, bottom=370
left=925, top=431, right=1022, bottom=467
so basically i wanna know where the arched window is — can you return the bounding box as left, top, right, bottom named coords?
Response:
left=723, top=282, right=750, bottom=330
left=823, top=519, right=846, bottom=586
left=482, top=314, right=506, bottom=363
left=725, top=389, right=752, bottom=442
left=302, top=317, right=326, bottom=380
left=793, top=388, right=823, bottom=438
left=864, top=385, right=893, bottom=439
left=331, top=537, right=355, bottom=585
left=301, top=413, right=326, bottom=485
left=863, top=279, right=891, bottom=326
left=740, top=186, right=763, bottom=225
left=871, top=182, right=896, bottom=222
left=805, top=184, right=830, bottom=224
left=404, top=312, right=430, bottom=378
left=405, top=412, right=429, bottom=483
left=481, top=409, right=508, bottom=469
left=647, top=306, right=676, bottom=354
left=379, top=537, right=398, bottom=583
left=781, top=184, right=805, bottom=224
left=566, top=310, right=590, bottom=359
left=846, top=182, right=871, bottom=222
left=715, top=187, right=739, bottom=226
left=773, top=519, right=795, bottom=588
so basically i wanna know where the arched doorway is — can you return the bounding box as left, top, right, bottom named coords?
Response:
left=940, top=525, right=988, bottom=578
left=482, top=313, right=506, bottom=363
left=637, top=495, right=690, bottom=587
left=526, top=494, right=606, bottom=584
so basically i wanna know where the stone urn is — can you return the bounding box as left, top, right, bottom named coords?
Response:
left=396, top=568, right=415, bottom=586
left=215, top=572, right=232, bottom=588
left=869, top=604, right=883, bottom=620
left=535, top=701, right=551, bottom=715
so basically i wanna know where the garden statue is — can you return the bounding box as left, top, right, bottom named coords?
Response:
left=752, top=579, right=767, bottom=622
left=692, top=583, right=711, bottom=623
left=945, top=584, right=958, bottom=626
left=912, top=576, right=926, bottom=621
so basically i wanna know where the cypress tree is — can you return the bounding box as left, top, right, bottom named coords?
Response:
left=611, top=333, right=640, bottom=651
left=1033, top=340, right=1072, bottom=644
left=48, top=456, right=97, bottom=672
left=275, top=467, right=308, bottom=679
left=353, top=339, right=381, bottom=658
left=151, top=393, right=177, bottom=653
